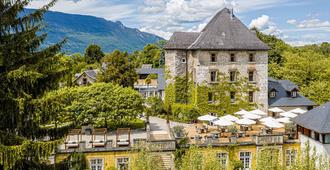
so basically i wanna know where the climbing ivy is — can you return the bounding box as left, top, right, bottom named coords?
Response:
left=165, top=72, right=259, bottom=122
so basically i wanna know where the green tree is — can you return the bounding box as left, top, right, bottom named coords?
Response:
left=98, top=50, right=137, bottom=87
left=0, top=0, right=66, bottom=169
left=38, top=83, right=144, bottom=128
left=133, top=146, right=164, bottom=170
left=84, top=44, right=105, bottom=64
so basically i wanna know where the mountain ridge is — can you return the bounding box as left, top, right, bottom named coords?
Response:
left=25, top=8, right=163, bottom=54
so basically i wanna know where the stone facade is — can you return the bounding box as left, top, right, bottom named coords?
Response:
left=165, top=50, right=269, bottom=111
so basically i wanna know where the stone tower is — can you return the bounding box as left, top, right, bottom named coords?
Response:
left=164, top=8, right=269, bottom=111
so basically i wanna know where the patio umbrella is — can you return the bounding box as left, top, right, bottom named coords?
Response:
left=262, top=121, right=284, bottom=129
left=268, top=107, right=285, bottom=113
left=260, top=117, right=277, bottom=122
left=250, top=109, right=267, bottom=116
left=214, top=118, right=234, bottom=126
left=242, top=113, right=261, bottom=120
left=197, top=115, right=217, bottom=122
left=290, top=108, right=307, bottom=114
left=280, top=112, right=297, bottom=118
left=235, top=118, right=256, bottom=125
left=234, top=109, right=250, bottom=115
left=276, top=117, right=292, bottom=124
left=220, top=115, right=239, bottom=122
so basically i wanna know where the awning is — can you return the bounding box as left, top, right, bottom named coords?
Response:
left=276, top=117, right=292, bottom=123
left=262, top=121, right=284, bottom=129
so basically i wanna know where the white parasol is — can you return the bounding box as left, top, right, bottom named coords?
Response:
left=268, top=107, right=285, bottom=113
left=235, top=118, right=256, bottom=125
left=214, top=118, right=234, bottom=126
left=280, top=112, right=297, bottom=118
left=290, top=108, right=307, bottom=114
left=220, top=115, right=239, bottom=122
left=250, top=109, right=267, bottom=116
left=242, top=113, right=261, bottom=120
left=197, top=115, right=217, bottom=121
left=234, top=109, right=250, bottom=115
left=276, top=117, right=292, bottom=123
left=260, top=117, right=277, bottom=123
left=262, top=121, right=284, bottom=129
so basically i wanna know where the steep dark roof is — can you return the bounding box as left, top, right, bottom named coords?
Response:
left=268, top=78, right=316, bottom=107
left=74, top=69, right=99, bottom=80
left=293, top=102, right=330, bottom=133
left=135, top=67, right=165, bottom=90
left=165, top=8, right=269, bottom=51
left=164, top=32, right=200, bottom=50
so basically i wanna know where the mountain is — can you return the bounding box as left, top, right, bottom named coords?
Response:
left=25, top=9, right=163, bottom=54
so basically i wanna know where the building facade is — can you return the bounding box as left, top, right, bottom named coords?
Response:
left=293, top=101, right=330, bottom=156
left=74, top=69, right=99, bottom=86
left=164, top=8, right=269, bottom=111
left=134, top=64, right=165, bottom=100
left=268, top=77, right=317, bottom=111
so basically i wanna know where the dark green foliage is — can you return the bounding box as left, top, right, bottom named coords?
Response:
left=145, top=96, right=165, bottom=116
left=98, top=50, right=138, bottom=87
left=175, top=76, right=190, bottom=104
left=84, top=44, right=104, bottom=64
left=0, top=0, right=68, bottom=168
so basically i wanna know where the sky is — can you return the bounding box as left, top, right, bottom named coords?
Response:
left=28, top=0, right=330, bottom=46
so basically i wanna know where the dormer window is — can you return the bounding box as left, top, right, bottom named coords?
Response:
left=181, top=57, right=186, bottom=63
left=270, top=90, right=276, bottom=98
left=292, top=90, right=298, bottom=98
left=249, top=53, right=255, bottom=62
left=211, top=53, right=217, bottom=63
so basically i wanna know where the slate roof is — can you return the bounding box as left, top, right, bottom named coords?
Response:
left=293, top=102, right=330, bottom=133
left=135, top=67, right=165, bottom=90
left=75, top=69, right=99, bottom=80
left=164, top=8, right=269, bottom=51
left=164, top=32, right=200, bottom=50
left=268, top=78, right=316, bottom=107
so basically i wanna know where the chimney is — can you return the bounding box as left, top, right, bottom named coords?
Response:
left=230, top=8, right=234, bottom=19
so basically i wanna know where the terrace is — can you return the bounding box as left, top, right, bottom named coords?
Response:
left=57, top=117, right=176, bottom=153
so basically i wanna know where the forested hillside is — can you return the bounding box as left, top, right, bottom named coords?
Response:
left=256, top=29, right=330, bottom=105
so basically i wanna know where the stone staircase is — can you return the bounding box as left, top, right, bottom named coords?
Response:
left=155, top=153, right=173, bottom=170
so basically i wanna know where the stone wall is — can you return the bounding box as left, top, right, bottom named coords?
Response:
left=165, top=49, right=269, bottom=111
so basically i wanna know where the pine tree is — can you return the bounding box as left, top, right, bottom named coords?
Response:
left=0, top=0, right=67, bottom=169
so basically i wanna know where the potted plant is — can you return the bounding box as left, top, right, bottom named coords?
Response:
left=229, top=125, right=238, bottom=143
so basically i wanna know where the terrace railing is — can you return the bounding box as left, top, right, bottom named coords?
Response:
left=148, top=139, right=176, bottom=151
left=253, top=134, right=284, bottom=145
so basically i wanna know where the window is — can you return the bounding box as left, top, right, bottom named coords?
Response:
left=230, top=54, right=236, bottom=62
left=208, top=92, right=214, bottom=103
left=240, top=152, right=251, bottom=170
left=314, top=131, right=320, bottom=142
left=248, top=91, right=254, bottom=103
left=285, top=149, right=297, bottom=167
left=291, top=90, right=297, bottom=98
left=181, top=57, right=186, bottom=63
left=82, top=78, right=88, bottom=85
left=230, top=92, right=235, bottom=103
left=217, top=152, right=228, bottom=168
left=117, top=157, right=129, bottom=170
left=210, top=71, right=217, bottom=82
left=90, top=159, right=103, bottom=170
left=211, top=53, right=217, bottom=63
left=248, top=53, right=255, bottom=62
left=230, top=71, right=236, bottom=82
left=270, top=90, right=276, bottom=98
left=248, top=71, right=254, bottom=82
left=325, top=134, right=330, bottom=144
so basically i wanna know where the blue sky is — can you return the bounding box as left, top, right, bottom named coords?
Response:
left=29, top=0, right=330, bottom=46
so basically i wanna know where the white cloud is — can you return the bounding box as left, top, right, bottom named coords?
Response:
left=249, top=15, right=270, bottom=29
left=188, top=23, right=207, bottom=32
left=140, top=27, right=172, bottom=40
left=287, top=18, right=330, bottom=28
